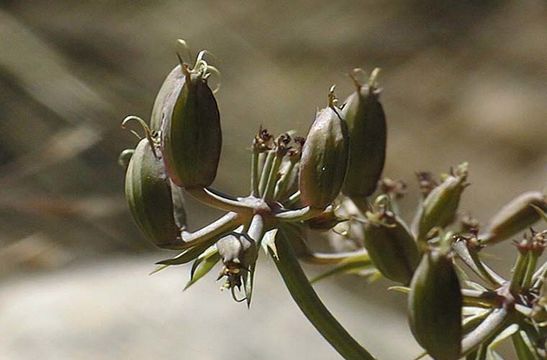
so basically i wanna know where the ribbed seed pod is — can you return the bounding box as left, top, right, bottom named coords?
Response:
left=413, top=163, right=468, bottom=243
left=125, top=138, right=180, bottom=248
left=161, top=66, right=222, bottom=188
left=299, top=106, right=349, bottom=209
left=364, top=209, right=419, bottom=285
left=341, top=74, right=386, bottom=199
left=150, top=65, right=184, bottom=132
left=481, top=191, right=546, bottom=245
left=409, top=249, right=462, bottom=360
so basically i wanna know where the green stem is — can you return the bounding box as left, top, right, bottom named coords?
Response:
left=258, top=151, right=274, bottom=196
left=275, top=206, right=324, bottom=222
left=186, top=187, right=254, bottom=214
left=521, top=251, right=540, bottom=291
left=510, top=251, right=531, bottom=294
left=284, top=190, right=301, bottom=208
left=172, top=212, right=243, bottom=250
left=512, top=331, right=540, bottom=360
left=300, top=249, right=369, bottom=265
left=251, top=150, right=260, bottom=197
left=461, top=308, right=511, bottom=356
left=263, top=154, right=283, bottom=200
left=461, top=289, right=502, bottom=309
left=452, top=241, right=505, bottom=288
left=270, top=228, right=376, bottom=360
left=243, top=214, right=265, bottom=307
left=274, top=160, right=296, bottom=200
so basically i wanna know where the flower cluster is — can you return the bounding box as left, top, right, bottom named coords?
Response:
left=120, top=40, right=546, bottom=360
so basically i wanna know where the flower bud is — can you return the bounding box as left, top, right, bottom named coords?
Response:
left=150, top=65, right=184, bottom=132
left=341, top=70, right=386, bottom=199
left=413, top=163, right=468, bottom=243
left=363, top=205, right=419, bottom=285
left=161, top=65, right=222, bottom=188
left=409, top=249, right=462, bottom=360
left=299, top=103, right=349, bottom=209
left=125, top=138, right=180, bottom=247
left=481, top=191, right=546, bottom=245
left=216, top=233, right=258, bottom=294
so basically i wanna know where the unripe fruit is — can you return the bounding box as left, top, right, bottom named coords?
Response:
left=125, top=138, right=180, bottom=247
left=413, top=163, right=468, bottom=243
left=481, top=191, right=546, bottom=245
left=409, top=249, right=462, bottom=360
left=364, top=208, right=419, bottom=285
left=342, top=71, right=386, bottom=199
left=299, top=105, right=349, bottom=209
left=161, top=65, right=222, bottom=188
left=150, top=65, right=184, bottom=132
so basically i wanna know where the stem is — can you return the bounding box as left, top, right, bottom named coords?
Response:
left=243, top=214, right=265, bottom=307
left=512, top=331, right=540, bottom=360
left=258, top=151, right=274, bottom=196
left=169, top=212, right=243, bottom=250
left=186, top=187, right=254, bottom=214
left=284, top=190, right=301, bottom=208
left=299, top=249, right=369, bottom=265
left=461, top=308, right=511, bottom=356
left=263, top=154, right=283, bottom=200
left=461, top=289, right=502, bottom=309
left=510, top=251, right=530, bottom=294
left=274, top=160, right=296, bottom=200
left=521, top=251, right=540, bottom=291
left=251, top=150, right=260, bottom=197
left=453, top=240, right=505, bottom=288
left=275, top=206, right=324, bottom=222
left=270, top=228, right=376, bottom=360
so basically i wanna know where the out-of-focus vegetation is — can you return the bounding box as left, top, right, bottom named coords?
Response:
left=0, top=1, right=545, bottom=359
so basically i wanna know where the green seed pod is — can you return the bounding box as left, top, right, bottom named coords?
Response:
left=413, top=163, right=468, bottom=243
left=161, top=65, right=222, bottom=188
left=170, top=181, right=187, bottom=229
left=364, top=206, right=419, bottom=285
left=299, top=104, right=349, bottom=209
left=125, top=138, right=180, bottom=247
left=481, top=191, right=546, bottom=245
left=150, top=65, right=185, bottom=132
left=341, top=69, right=386, bottom=199
left=409, top=249, right=462, bottom=360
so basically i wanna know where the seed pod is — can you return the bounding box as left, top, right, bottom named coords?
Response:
left=341, top=71, right=386, bottom=199
left=161, top=65, right=222, bottom=188
left=413, top=163, right=468, bottom=243
left=364, top=207, right=419, bottom=285
left=150, top=65, right=185, bottom=132
left=125, top=138, right=180, bottom=247
left=409, top=249, right=462, bottom=360
left=481, top=191, right=546, bottom=245
left=299, top=105, right=349, bottom=209
left=170, top=181, right=187, bottom=228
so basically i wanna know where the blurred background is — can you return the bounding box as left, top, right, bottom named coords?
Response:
left=0, top=1, right=545, bottom=359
